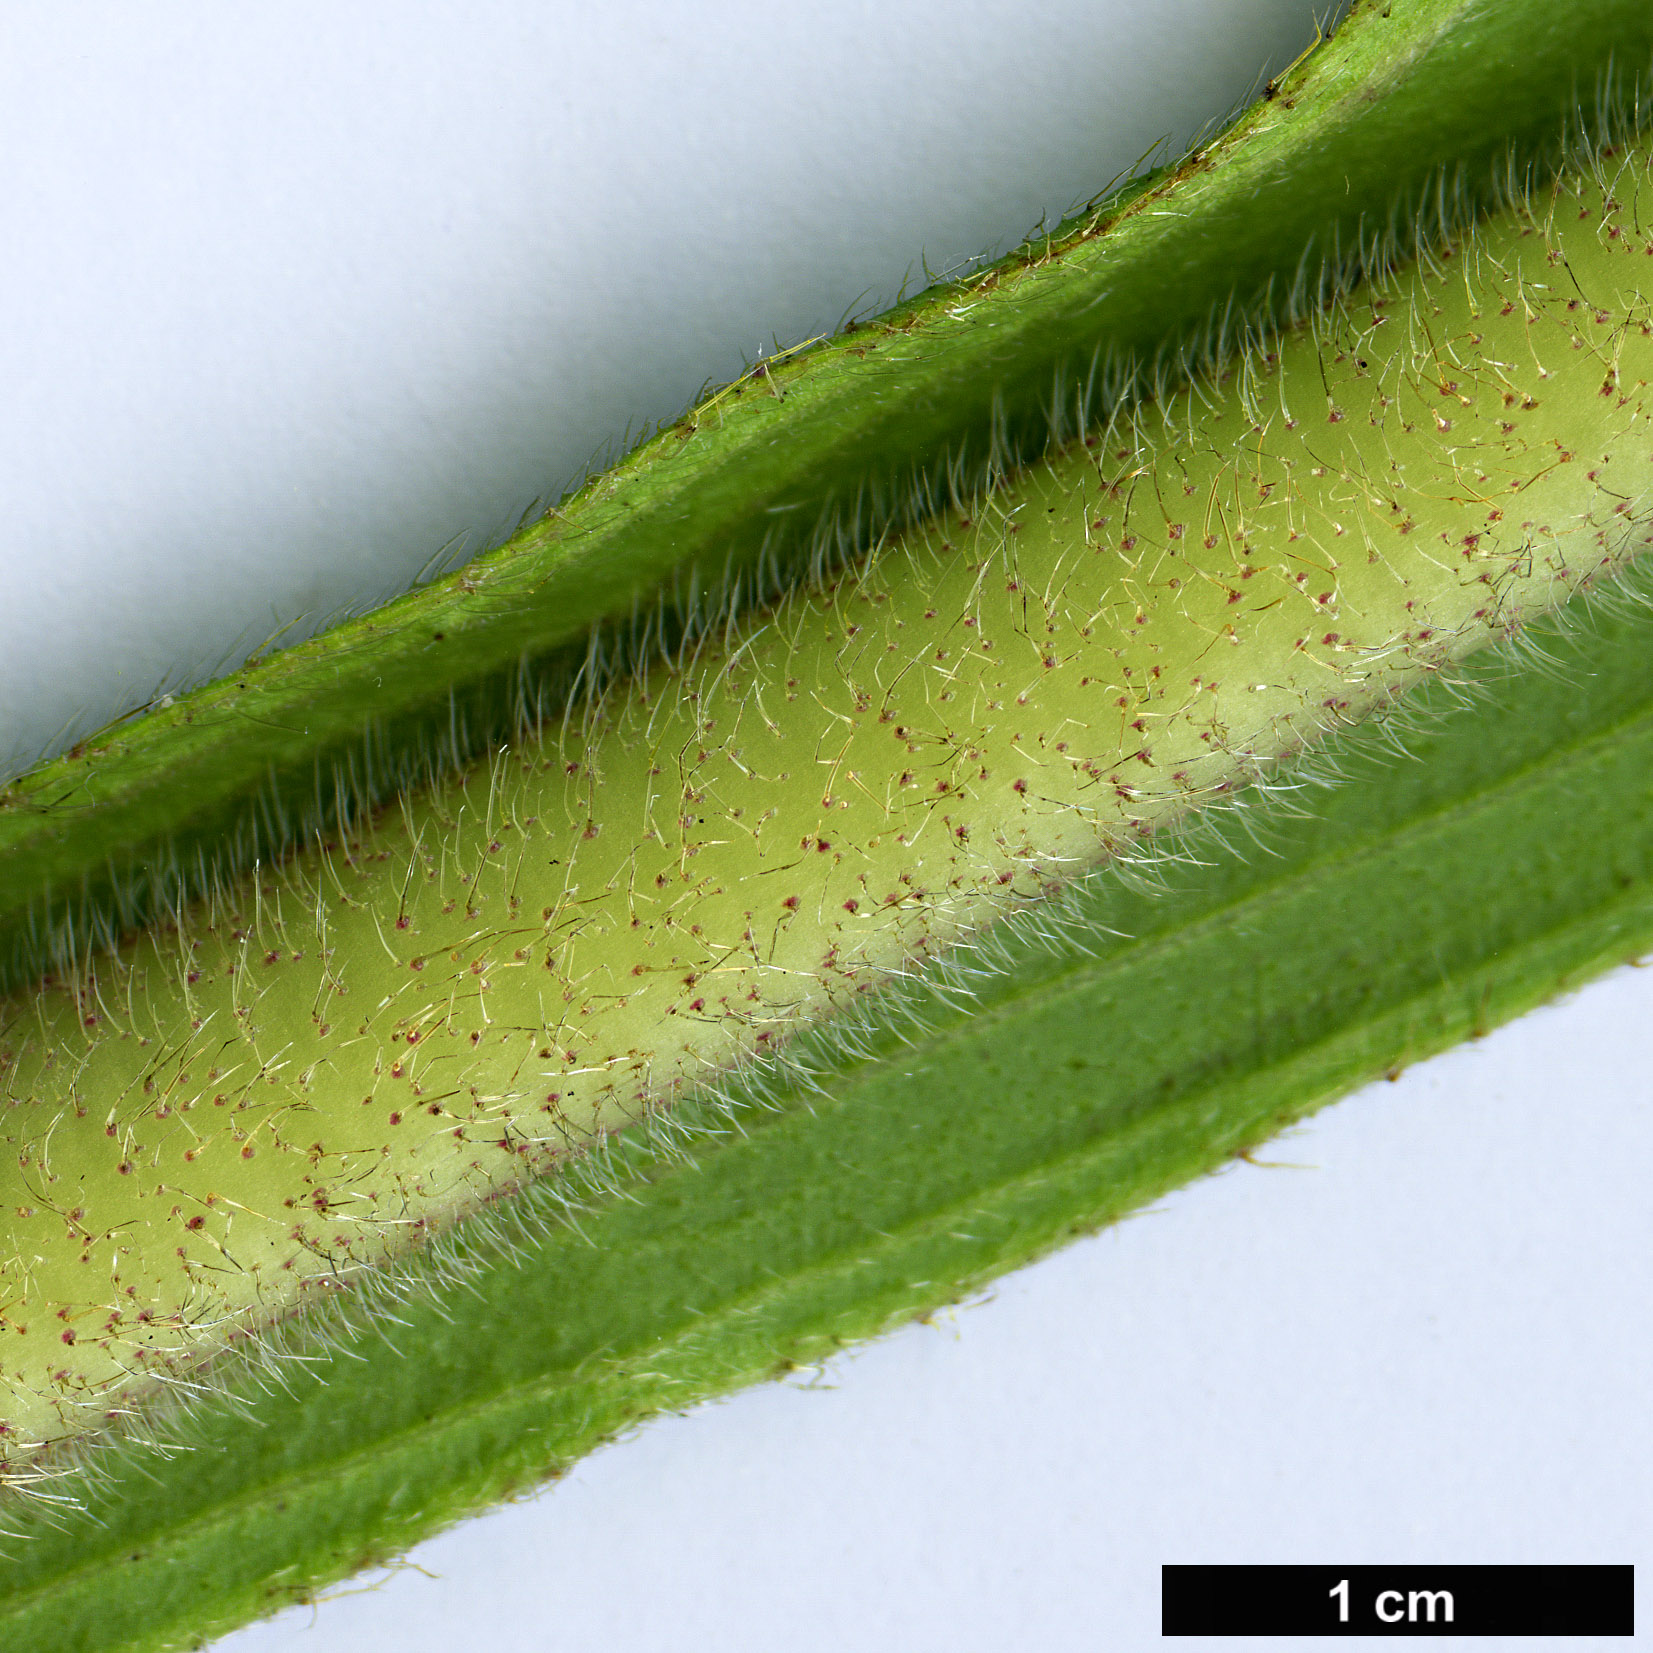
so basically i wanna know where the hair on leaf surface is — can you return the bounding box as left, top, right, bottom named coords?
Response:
left=0, top=30, right=1652, bottom=1642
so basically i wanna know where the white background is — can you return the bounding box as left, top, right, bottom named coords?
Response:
left=0, top=5, right=1645, bottom=1650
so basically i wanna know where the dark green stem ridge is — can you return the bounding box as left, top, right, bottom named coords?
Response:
left=1, top=0, right=1648, bottom=998
left=4, top=561, right=1653, bottom=1652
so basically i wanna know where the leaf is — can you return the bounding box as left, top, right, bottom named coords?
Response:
left=1, top=3, right=1651, bottom=1647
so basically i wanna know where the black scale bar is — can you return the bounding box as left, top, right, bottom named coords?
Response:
left=1162, top=1565, right=1633, bottom=1636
